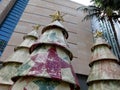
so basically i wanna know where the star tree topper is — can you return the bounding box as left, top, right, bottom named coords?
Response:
left=50, top=11, right=64, bottom=22
left=94, top=30, right=103, bottom=38
left=32, top=24, right=41, bottom=30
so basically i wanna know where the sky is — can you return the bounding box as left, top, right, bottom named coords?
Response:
left=70, top=0, right=92, bottom=6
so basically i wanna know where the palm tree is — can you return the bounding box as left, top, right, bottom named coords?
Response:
left=77, top=0, right=120, bottom=58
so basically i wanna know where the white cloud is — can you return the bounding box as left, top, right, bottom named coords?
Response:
left=70, top=0, right=92, bottom=6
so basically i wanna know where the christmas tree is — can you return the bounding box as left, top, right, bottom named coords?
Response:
left=87, top=31, right=120, bottom=90
left=11, top=11, right=80, bottom=90
left=0, top=25, right=39, bottom=90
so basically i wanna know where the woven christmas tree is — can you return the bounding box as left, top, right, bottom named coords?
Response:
left=11, top=11, right=80, bottom=90
left=87, top=31, right=120, bottom=90
left=0, top=25, right=39, bottom=90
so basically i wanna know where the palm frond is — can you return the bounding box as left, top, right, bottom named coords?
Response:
left=82, top=12, right=100, bottom=21
left=77, top=5, right=100, bottom=14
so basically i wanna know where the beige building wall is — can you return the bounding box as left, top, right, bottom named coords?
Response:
left=0, top=0, right=93, bottom=75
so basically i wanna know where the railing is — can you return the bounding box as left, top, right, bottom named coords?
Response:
left=99, top=19, right=120, bottom=59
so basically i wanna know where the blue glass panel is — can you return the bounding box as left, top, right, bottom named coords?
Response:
left=0, top=36, right=9, bottom=41
left=0, top=0, right=29, bottom=56
left=0, top=31, right=11, bottom=36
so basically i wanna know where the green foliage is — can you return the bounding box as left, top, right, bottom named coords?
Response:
left=91, top=0, right=120, bottom=9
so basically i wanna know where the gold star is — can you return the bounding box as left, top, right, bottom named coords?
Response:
left=50, top=11, right=64, bottom=22
left=94, top=30, right=103, bottom=38
left=32, top=24, right=41, bottom=30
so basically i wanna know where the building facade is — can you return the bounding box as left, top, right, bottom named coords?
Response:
left=0, top=0, right=93, bottom=90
